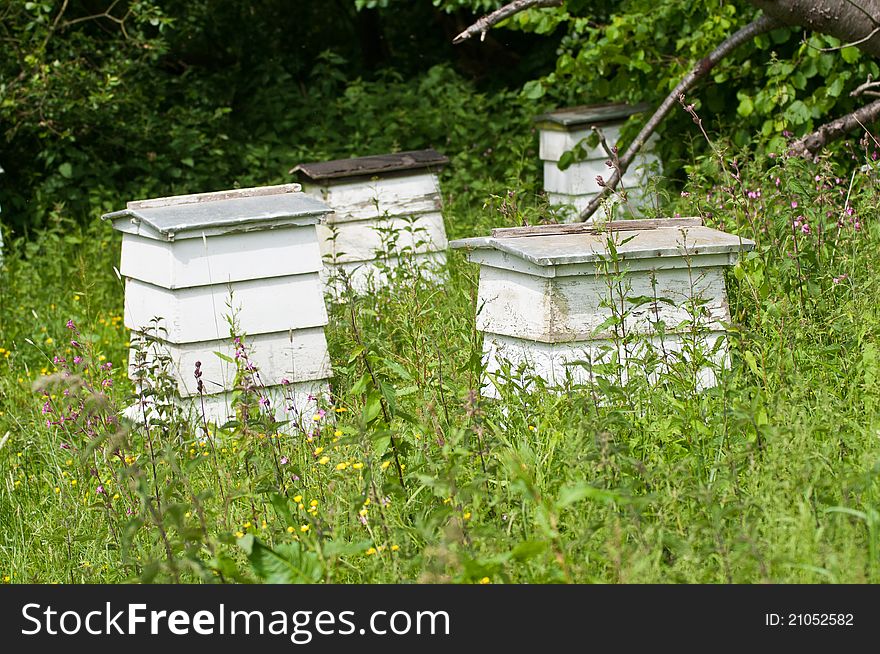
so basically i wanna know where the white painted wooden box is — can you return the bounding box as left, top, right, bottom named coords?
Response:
left=450, top=218, right=755, bottom=397
left=103, top=184, right=334, bottom=428
left=291, top=149, right=449, bottom=297
left=536, top=103, right=661, bottom=221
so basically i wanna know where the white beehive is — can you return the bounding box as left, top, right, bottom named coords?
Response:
left=290, top=149, right=449, bottom=297
left=536, top=103, right=660, bottom=221
left=103, top=184, right=334, bottom=428
left=450, top=218, right=754, bottom=397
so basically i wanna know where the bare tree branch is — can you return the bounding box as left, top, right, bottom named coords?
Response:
left=852, top=75, right=880, bottom=98
left=816, top=25, right=880, bottom=51
left=576, top=14, right=779, bottom=222
left=789, top=98, right=880, bottom=157
left=453, top=0, right=563, bottom=45
left=749, top=0, right=880, bottom=57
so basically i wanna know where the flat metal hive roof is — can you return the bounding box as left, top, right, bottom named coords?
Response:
left=534, top=102, right=650, bottom=130
left=451, top=225, right=755, bottom=266
left=290, top=149, right=449, bottom=182
left=103, top=184, right=331, bottom=241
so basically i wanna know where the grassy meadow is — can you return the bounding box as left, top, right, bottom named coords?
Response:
left=2, top=128, right=880, bottom=584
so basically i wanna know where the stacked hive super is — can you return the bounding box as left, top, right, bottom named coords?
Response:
left=536, top=102, right=660, bottom=221
left=291, top=149, right=448, bottom=297
left=451, top=218, right=754, bottom=397
left=104, top=184, right=333, bottom=428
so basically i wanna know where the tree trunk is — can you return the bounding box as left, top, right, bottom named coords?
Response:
left=748, top=1, right=880, bottom=57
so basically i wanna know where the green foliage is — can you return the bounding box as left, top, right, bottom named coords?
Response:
left=512, top=0, right=880, bottom=182
left=0, top=0, right=548, bottom=233
left=4, top=136, right=880, bottom=583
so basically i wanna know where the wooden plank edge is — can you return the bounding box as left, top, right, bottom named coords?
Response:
left=491, top=217, right=704, bottom=239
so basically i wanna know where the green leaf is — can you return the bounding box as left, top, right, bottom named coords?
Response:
left=237, top=535, right=323, bottom=584
left=556, top=483, right=624, bottom=508
left=323, top=539, right=372, bottom=558
left=522, top=80, right=544, bottom=100
left=362, top=391, right=383, bottom=424
left=841, top=47, right=860, bottom=64
left=743, top=351, right=760, bottom=377
left=371, top=431, right=391, bottom=457
left=511, top=540, right=548, bottom=562
left=557, top=150, right=574, bottom=171
left=212, top=351, right=235, bottom=363
left=783, top=100, right=810, bottom=125
left=58, top=162, right=73, bottom=178
left=736, top=93, right=754, bottom=117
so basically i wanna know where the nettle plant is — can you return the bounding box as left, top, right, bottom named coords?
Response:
left=674, top=129, right=880, bottom=318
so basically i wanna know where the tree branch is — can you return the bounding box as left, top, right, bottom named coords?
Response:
left=789, top=98, right=880, bottom=157
left=576, top=14, right=779, bottom=222
left=852, top=75, right=880, bottom=98
left=453, top=0, right=563, bottom=45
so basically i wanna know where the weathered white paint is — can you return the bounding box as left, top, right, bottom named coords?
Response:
left=304, top=174, right=441, bottom=223
left=481, top=330, right=727, bottom=397
left=539, top=115, right=661, bottom=220
left=127, top=378, right=331, bottom=431
left=128, top=326, right=332, bottom=397
left=543, top=154, right=661, bottom=197
left=475, top=263, right=730, bottom=342
left=120, top=226, right=322, bottom=290
left=315, top=211, right=447, bottom=264
left=299, top=164, right=448, bottom=297
left=107, top=186, right=335, bottom=427
left=539, top=125, right=623, bottom=162
left=451, top=224, right=754, bottom=395
left=466, top=246, right=739, bottom=279
left=123, top=272, right=328, bottom=344
left=189, top=379, right=331, bottom=428
left=106, top=188, right=329, bottom=242
left=322, top=251, right=447, bottom=297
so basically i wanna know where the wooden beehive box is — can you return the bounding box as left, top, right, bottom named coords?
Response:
left=290, top=149, right=449, bottom=297
left=536, top=102, right=660, bottom=221
left=103, top=184, right=334, bottom=427
left=450, top=218, right=755, bottom=397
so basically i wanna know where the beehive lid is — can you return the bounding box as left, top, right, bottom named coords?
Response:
left=534, top=102, right=650, bottom=131
left=102, top=184, right=331, bottom=241
left=450, top=218, right=755, bottom=266
left=290, top=149, right=449, bottom=183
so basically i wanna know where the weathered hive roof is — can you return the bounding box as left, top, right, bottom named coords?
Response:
left=103, top=184, right=331, bottom=241
left=290, top=149, right=449, bottom=183
left=534, top=102, right=651, bottom=131
left=451, top=219, right=755, bottom=266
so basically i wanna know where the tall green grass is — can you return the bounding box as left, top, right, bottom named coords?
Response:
left=2, top=138, right=880, bottom=584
